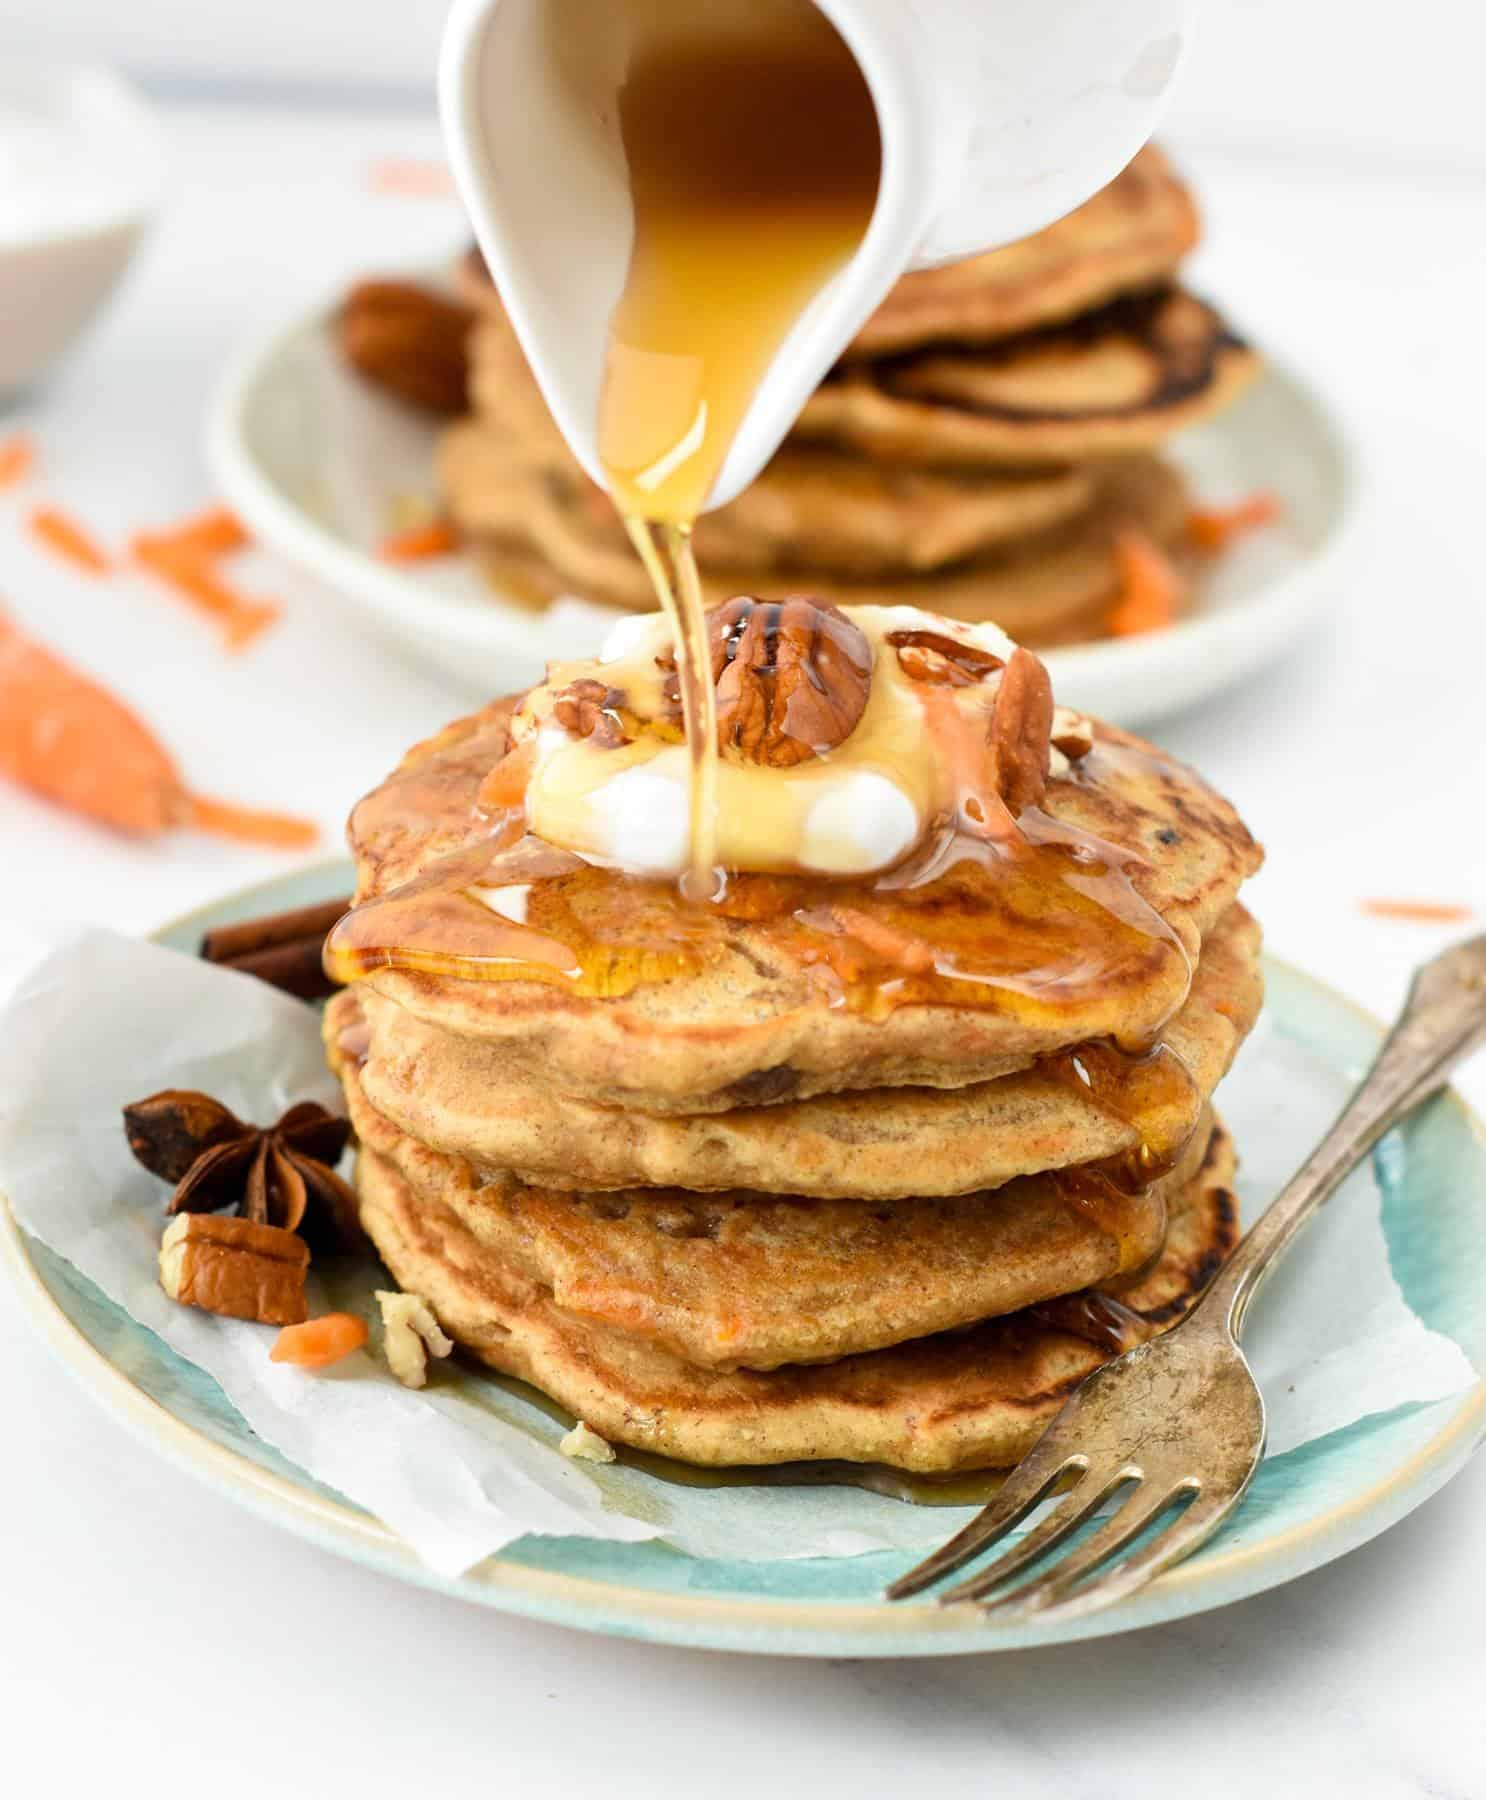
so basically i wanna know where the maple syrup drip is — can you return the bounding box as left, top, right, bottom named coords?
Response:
left=588, top=0, right=880, bottom=894
left=328, top=820, right=1192, bottom=1034
left=1043, top=1040, right=1201, bottom=1185
left=1028, top=1291, right=1146, bottom=1357
left=622, top=515, right=720, bottom=898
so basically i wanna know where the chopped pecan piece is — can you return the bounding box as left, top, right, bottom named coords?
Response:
left=551, top=677, right=631, bottom=748
left=560, top=1422, right=617, bottom=1463
left=709, top=595, right=871, bottom=767
left=987, top=648, right=1054, bottom=817
left=377, top=1290, right=454, bottom=1388
left=886, top=628, right=1004, bottom=687
left=1050, top=707, right=1096, bottom=761
left=338, top=280, right=474, bottom=416
left=158, top=1213, right=309, bottom=1325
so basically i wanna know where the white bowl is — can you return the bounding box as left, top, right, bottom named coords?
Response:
left=0, top=65, right=162, bottom=399
left=207, top=274, right=1362, bottom=727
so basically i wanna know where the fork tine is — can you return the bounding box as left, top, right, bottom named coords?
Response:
left=975, top=1479, right=1202, bottom=1617
left=1003, top=1490, right=1239, bottom=1626
left=884, top=1440, right=1087, bottom=1600
left=934, top=1465, right=1139, bottom=1606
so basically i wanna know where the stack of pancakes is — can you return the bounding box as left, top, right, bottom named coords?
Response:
left=323, top=669, right=1264, bottom=1475
left=439, top=146, right=1259, bottom=648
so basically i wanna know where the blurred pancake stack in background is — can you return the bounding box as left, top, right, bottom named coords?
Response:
left=381, top=146, right=1263, bottom=650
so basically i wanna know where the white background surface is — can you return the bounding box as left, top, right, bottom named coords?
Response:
left=0, top=81, right=1485, bottom=1800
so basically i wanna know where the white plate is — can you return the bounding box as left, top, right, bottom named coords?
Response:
left=207, top=281, right=1362, bottom=723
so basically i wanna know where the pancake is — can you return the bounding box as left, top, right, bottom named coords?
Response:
left=452, top=453, right=1190, bottom=646
left=335, top=1028, right=1218, bottom=1370
left=335, top=902, right=1259, bottom=1198
left=440, top=422, right=1099, bottom=578
left=352, top=1121, right=1239, bottom=1471
left=797, top=290, right=1259, bottom=468
left=337, top=698, right=1262, bottom=1115
left=846, top=145, right=1201, bottom=355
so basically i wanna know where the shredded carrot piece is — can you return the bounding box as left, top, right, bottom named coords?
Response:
left=379, top=519, right=459, bottom=562
left=1360, top=899, right=1475, bottom=925
left=131, top=506, right=250, bottom=563
left=29, top=506, right=112, bottom=575
left=0, top=609, right=181, bottom=833
left=1187, top=492, right=1282, bottom=553
left=1107, top=530, right=1181, bottom=637
left=189, top=793, right=319, bottom=851
left=0, top=436, right=36, bottom=489
left=270, top=1312, right=368, bottom=1369
left=134, top=541, right=280, bottom=650
left=367, top=157, right=454, bottom=197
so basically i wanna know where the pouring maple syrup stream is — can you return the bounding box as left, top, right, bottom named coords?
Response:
left=592, top=0, right=882, bottom=897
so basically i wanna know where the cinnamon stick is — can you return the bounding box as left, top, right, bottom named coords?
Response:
left=200, top=897, right=350, bottom=1001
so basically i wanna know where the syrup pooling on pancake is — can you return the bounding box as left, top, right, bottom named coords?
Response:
left=325, top=606, right=1194, bottom=1062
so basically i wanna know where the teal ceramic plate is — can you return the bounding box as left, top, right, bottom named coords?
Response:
left=4, top=865, right=1484, bottom=1656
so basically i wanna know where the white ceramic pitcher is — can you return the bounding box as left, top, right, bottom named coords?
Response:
left=440, top=0, right=1198, bottom=511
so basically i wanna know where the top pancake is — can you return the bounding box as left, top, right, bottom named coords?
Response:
left=846, top=145, right=1201, bottom=354
left=337, top=687, right=1262, bottom=1114
left=798, top=289, right=1258, bottom=468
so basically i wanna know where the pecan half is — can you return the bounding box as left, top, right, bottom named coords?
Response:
left=338, top=280, right=474, bottom=416
left=709, top=595, right=871, bottom=767
left=988, top=647, right=1054, bottom=816
left=886, top=628, right=1004, bottom=688
left=551, top=677, right=631, bottom=748
left=158, top=1213, right=309, bottom=1326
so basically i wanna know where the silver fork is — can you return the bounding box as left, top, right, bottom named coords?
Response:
left=886, top=934, right=1486, bottom=1624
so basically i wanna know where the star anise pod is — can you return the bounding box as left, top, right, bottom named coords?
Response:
left=123, top=1089, right=362, bottom=1252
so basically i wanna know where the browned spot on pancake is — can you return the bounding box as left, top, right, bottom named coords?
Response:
left=724, top=1065, right=802, bottom=1106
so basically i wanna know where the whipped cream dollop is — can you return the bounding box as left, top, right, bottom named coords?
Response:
left=510, top=604, right=1080, bottom=879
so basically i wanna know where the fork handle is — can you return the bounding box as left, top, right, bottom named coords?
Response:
left=1198, top=934, right=1486, bottom=1339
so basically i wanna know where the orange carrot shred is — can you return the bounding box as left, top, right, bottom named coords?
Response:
left=0, top=609, right=181, bottom=833
left=270, top=1313, right=368, bottom=1369
left=1360, top=899, right=1475, bottom=925
left=1187, top=492, right=1282, bottom=554
left=379, top=520, right=459, bottom=562
left=366, top=157, right=454, bottom=196
left=29, top=506, right=112, bottom=575
left=0, top=436, right=36, bottom=489
left=1107, top=530, right=1182, bottom=637
left=134, top=540, right=280, bottom=650
left=189, top=793, right=319, bottom=851
left=131, top=506, right=250, bottom=563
